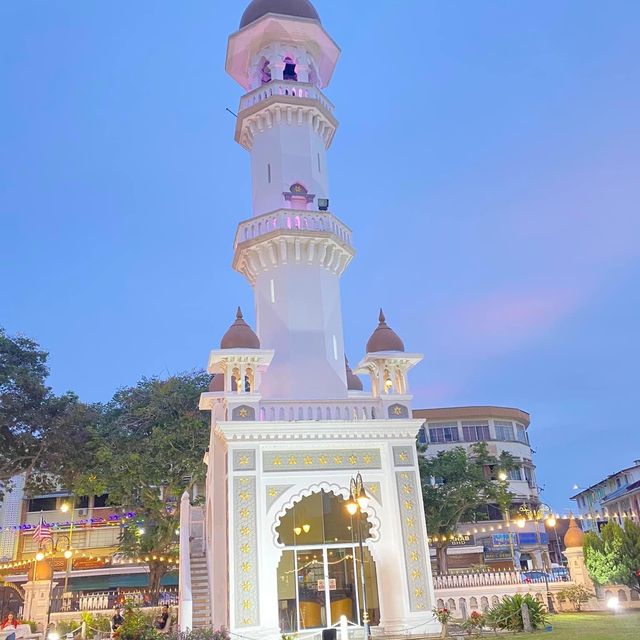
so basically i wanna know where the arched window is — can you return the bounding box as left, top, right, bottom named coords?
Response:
left=259, top=58, right=272, bottom=84
left=283, top=56, right=297, bottom=81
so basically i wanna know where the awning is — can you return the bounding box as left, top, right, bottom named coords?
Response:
left=68, top=573, right=178, bottom=591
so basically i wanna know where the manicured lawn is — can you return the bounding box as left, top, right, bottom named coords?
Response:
left=536, top=611, right=640, bottom=639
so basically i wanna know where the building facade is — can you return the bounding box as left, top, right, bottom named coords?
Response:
left=571, top=459, right=640, bottom=532
left=182, top=0, right=439, bottom=636
left=413, top=406, right=556, bottom=572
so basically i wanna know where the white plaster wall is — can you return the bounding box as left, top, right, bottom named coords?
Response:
left=255, top=264, right=347, bottom=400
left=249, top=122, right=329, bottom=217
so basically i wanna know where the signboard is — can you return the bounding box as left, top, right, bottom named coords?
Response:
left=484, top=550, right=513, bottom=562
left=517, top=532, right=549, bottom=546
left=491, top=533, right=515, bottom=548
left=317, top=579, right=336, bottom=592
left=449, top=534, right=475, bottom=547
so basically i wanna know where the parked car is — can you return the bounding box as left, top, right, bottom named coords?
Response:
left=522, top=571, right=549, bottom=583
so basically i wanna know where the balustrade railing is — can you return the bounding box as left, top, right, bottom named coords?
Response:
left=259, top=400, right=379, bottom=422
left=234, top=209, right=352, bottom=248
left=433, top=569, right=571, bottom=589
left=49, top=587, right=178, bottom=613
left=240, top=81, right=334, bottom=113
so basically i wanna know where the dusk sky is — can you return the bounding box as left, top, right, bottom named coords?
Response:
left=2, top=1, right=639, bottom=510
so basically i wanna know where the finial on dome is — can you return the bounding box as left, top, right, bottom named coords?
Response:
left=220, top=306, right=260, bottom=349
left=366, top=308, right=405, bottom=353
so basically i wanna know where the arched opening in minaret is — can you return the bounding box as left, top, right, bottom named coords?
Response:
left=259, top=57, right=272, bottom=84
left=283, top=56, right=298, bottom=82
left=275, top=491, right=380, bottom=631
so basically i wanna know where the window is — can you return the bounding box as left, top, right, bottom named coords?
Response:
left=259, top=58, right=272, bottom=84
left=418, top=427, right=427, bottom=445
left=524, top=466, right=536, bottom=487
left=495, top=421, right=515, bottom=441
left=28, top=497, right=57, bottom=512
left=462, top=421, right=490, bottom=442
left=516, top=424, right=528, bottom=444
left=283, top=57, right=297, bottom=81
left=508, top=467, right=522, bottom=481
left=429, top=423, right=459, bottom=443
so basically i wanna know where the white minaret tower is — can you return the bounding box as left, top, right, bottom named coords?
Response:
left=226, top=0, right=352, bottom=400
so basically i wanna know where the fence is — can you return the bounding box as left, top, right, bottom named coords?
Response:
left=49, top=587, right=178, bottom=613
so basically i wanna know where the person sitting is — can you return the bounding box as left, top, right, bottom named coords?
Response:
left=154, top=605, right=170, bottom=633
left=110, top=607, right=124, bottom=637
left=1, top=613, right=19, bottom=630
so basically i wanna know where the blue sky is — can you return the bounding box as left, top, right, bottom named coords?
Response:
left=2, top=1, right=639, bottom=510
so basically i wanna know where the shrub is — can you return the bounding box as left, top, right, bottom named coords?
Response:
left=166, top=628, right=230, bottom=640
left=432, top=608, right=454, bottom=625
left=54, top=619, right=82, bottom=637
left=461, top=611, right=485, bottom=636
left=556, top=584, right=595, bottom=611
left=116, top=605, right=160, bottom=640
left=485, top=594, right=548, bottom=631
left=80, top=612, right=113, bottom=638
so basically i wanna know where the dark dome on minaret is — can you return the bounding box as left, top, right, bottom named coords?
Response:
left=220, top=307, right=260, bottom=349
left=345, top=357, right=363, bottom=391
left=240, top=0, right=320, bottom=28
left=366, top=309, right=405, bottom=353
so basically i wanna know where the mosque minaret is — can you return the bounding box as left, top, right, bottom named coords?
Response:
left=181, top=1, right=439, bottom=636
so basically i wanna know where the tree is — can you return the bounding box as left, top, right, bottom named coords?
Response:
left=0, top=327, right=98, bottom=497
left=620, top=519, right=640, bottom=592
left=584, top=521, right=625, bottom=587
left=555, top=584, right=594, bottom=611
left=419, top=442, right=517, bottom=573
left=73, top=372, right=210, bottom=592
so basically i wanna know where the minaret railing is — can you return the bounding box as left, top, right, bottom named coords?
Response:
left=239, top=80, right=334, bottom=113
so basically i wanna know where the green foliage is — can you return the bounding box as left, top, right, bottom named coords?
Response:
left=166, top=629, right=230, bottom=640
left=584, top=521, right=627, bottom=587
left=418, top=441, right=517, bottom=572
left=460, top=611, right=485, bottom=636
left=73, top=372, right=209, bottom=590
left=115, top=605, right=160, bottom=640
left=80, top=612, right=112, bottom=637
left=0, top=327, right=98, bottom=496
left=620, top=520, right=640, bottom=593
left=53, top=619, right=81, bottom=636
left=556, top=584, right=594, bottom=611
left=484, top=594, right=548, bottom=631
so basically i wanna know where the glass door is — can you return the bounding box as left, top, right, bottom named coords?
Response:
left=296, top=548, right=326, bottom=629
left=327, top=547, right=358, bottom=625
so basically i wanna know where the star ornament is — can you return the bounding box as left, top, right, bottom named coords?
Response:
left=288, top=455, right=298, bottom=465
left=393, top=406, right=403, bottom=416
left=238, top=455, right=250, bottom=466
left=239, top=408, right=248, bottom=418
left=303, top=455, right=313, bottom=465
left=348, top=455, right=358, bottom=465
left=273, top=456, right=282, bottom=466
left=398, top=450, right=408, bottom=461
left=318, top=454, right=328, bottom=465
left=268, top=487, right=278, bottom=497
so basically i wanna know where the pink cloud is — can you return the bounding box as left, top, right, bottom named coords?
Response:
left=447, top=287, right=585, bottom=354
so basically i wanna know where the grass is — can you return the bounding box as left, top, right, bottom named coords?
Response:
left=536, top=611, right=640, bottom=639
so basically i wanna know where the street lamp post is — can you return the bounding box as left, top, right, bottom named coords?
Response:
left=345, top=473, right=370, bottom=640
left=518, top=503, right=555, bottom=614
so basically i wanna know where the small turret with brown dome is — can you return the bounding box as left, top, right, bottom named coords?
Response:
left=221, top=307, right=260, bottom=350
left=366, top=309, right=405, bottom=354
left=564, top=515, right=585, bottom=548
left=345, top=357, right=363, bottom=391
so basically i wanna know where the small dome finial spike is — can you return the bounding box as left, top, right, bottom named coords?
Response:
left=236, top=306, right=243, bottom=319
left=379, top=308, right=385, bottom=324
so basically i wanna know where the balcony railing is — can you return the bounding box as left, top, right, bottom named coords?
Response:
left=49, top=587, right=178, bottom=613
left=240, top=81, right=334, bottom=114
left=234, top=209, right=352, bottom=249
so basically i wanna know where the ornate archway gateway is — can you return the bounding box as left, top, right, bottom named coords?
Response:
left=274, top=491, right=380, bottom=631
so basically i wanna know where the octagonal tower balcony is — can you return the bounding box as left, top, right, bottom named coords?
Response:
left=233, top=207, right=353, bottom=285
